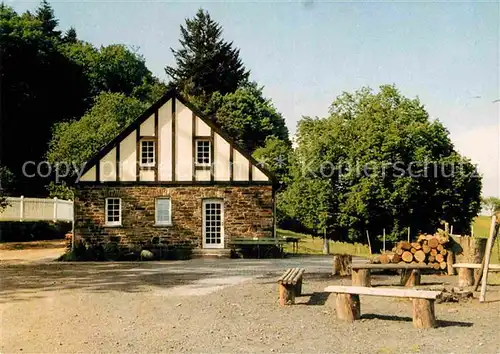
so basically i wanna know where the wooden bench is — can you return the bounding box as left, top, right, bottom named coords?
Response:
left=278, top=268, right=305, bottom=305
left=452, top=263, right=500, bottom=287
left=229, top=237, right=285, bottom=258
left=324, top=285, right=442, bottom=329
left=351, top=263, right=433, bottom=287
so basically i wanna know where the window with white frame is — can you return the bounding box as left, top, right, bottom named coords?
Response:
left=155, top=198, right=172, bottom=225
left=105, top=198, right=121, bottom=226
left=141, top=140, right=155, bottom=166
left=196, top=139, right=211, bottom=166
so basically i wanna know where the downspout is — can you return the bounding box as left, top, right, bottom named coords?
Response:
left=273, top=181, right=284, bottom=240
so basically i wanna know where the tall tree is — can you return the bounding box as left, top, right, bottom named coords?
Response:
left=280, top=85, right=482, bottom=243
left=35, top=0, right=60, bottom=37
left=165, top=9, right=249, bottom=104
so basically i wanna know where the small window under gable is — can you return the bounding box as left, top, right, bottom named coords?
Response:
left=140, top=139, right=155, bottom=166
left=195, top=139, right=211, bottom=166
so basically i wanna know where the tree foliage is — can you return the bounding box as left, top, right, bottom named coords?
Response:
left=205, top=85, right=289, bottom=152
left=280, top=85, right=482, bottom=242
left=482, top=196, right=500, bottom=215
left=0, top=2, right=165, bottom=196
left=47, top=92, right=147, bottom=167
left=165, top=9, right=250, bottom=105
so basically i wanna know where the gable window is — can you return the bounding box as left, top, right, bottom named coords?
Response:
left=155, top=198, right=172, bottom=226
left=141, top=140, right=155, bottom=166
left=195, top=139, right=211, bottom=166
left=105, top=198, right=121, bottom=226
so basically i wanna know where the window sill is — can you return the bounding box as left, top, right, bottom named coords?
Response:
left=104, top=224, right=123, bottom=228
left=154, top=223, right=172, bottom=227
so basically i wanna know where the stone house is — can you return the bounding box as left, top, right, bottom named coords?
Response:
left=74, top=89, right=277, bottom=257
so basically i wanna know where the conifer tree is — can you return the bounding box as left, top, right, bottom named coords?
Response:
left=165, top=9, right=249, bottom=102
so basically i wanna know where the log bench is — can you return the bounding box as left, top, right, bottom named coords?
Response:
left=452, top=263, right=500, bottom=287
left=278, top=268, right=305, bottom=305
left=351, top=263, right=433, bottom=287
left=324, top=285, right=442, bottom=329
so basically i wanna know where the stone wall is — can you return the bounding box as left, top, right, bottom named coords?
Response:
left=74, top=185, right=274, bottom=249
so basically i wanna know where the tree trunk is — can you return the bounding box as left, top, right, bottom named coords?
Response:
left=412, top=299, right=437, bottom=329
left=446, top=251, right=455, bottom=275
left=332, top=254, right=352, bottom=276
left=458, top=268, right=474, bottom=287
left=400, top=269, right=421, bottom=287
left=352, top=269, right=371, bottom=287
left=335, top=293, right=361, bottom=322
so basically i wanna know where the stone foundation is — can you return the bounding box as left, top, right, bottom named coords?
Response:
left=74, top=185, right=274, bottom=250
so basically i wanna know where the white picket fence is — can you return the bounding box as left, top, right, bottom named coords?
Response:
left=0, top=196, right=74, bottom=222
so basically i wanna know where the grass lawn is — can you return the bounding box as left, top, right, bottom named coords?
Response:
left=278, top=229, right=371, bottom=257
left=472, top=215, right=492, bottom=238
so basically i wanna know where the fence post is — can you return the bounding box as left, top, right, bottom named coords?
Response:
left=19, top=195, right=24, bottom=221
left=53, top=197, right=58, bottom=223
left=383, top=228, right=386, bottom=252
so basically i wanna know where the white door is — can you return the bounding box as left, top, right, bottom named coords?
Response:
left=202, top=199, right=224, bottom=249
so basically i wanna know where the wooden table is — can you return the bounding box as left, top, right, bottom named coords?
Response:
left=350, top=263, right=434, bottom=287
left=229, top=237, right=286, bottom=258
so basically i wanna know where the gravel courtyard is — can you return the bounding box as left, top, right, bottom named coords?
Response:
left=1, top=256, right=499, bottom=354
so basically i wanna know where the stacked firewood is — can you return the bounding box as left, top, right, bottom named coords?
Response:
left=376, top=230, right=450, bottom=270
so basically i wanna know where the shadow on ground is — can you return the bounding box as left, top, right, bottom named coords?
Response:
left=0, top=262, right=210, bottom=303
left=361, top=313, right=474, bottom=327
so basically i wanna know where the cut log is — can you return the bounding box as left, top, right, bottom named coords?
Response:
left=335, top=293, right=360, bottom=322
left=428, top=238, right=439, bottom=249
left=332, top=254, right=352, bottom=276
left=437, top=244, right=444, bottom=252
left=412, top=299, right=437, bottom=329
left=396, top=248, right=403, bottom=256
left=414, top=250, right=426, bottom=263
left=458, top=268, right=474, bottom=287
left=440, top=249, right=447, bottom=256
left=428, top=255, right=435, bottom=263
left=400, top=269, right=421, bottom=287
left=417, top=235, right=426, bottom=242
left=279, top=283, right=295, bottom=305
left=392, top=254, right=401, bottom=263
left=432, top=262, right=440, bottom=270
left=422, top=244, right=431, bottom=254
left=379, top=253, right=390, bottom=264
left=439, top=261, right=447, bottom=270
left=411, top=242, right=422, bottom=250
left=410, top=247, right=417, bottom=254
left=400, top=241, right=412, bottom=250
left=352, top=269, right=371, bottom=287
left=402, top=251, right=413, bottom=263
left=422, top=240, right=428, bottom=246
left=430, top=249, right=438, bottom=257
left=436, top=254, right=444, bottom=263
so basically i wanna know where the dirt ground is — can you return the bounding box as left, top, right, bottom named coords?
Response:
left=0, top=240, right=65, bottom=264
left=1, top=255, right=499, bottom=354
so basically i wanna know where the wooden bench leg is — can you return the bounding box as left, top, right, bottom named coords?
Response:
left=458, top=268, right=474, bottom=287
left=279, top=283, right=295, bottom=305
left=401, top=269, right=421, bottom=287
left=352, top=269, right=371, bottom=287
left=294, top=278, right=303, bottom=296
left=412, top=298, right=437, bottom=328
left=335, top=293, right=360, bottom=322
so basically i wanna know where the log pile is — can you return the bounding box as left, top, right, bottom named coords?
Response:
left=375, top=229, right=450, bottom=270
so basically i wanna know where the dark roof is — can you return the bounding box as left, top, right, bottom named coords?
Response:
left=78, top=89, right=277, bottom=185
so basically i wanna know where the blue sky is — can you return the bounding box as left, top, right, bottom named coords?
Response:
left=9, top=0, right=500, bottom=198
